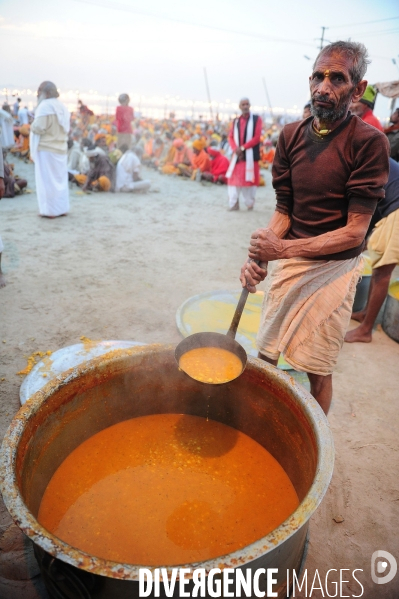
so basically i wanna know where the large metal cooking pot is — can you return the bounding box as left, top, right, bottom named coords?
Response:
left=382, top=280, right=399, bottom=342
left=0, top=344, right=334, bottom=599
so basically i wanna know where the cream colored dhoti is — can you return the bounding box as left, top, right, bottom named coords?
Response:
left=368, top=208, right=399, bottom=269
left=257, top=256, right=363, bottom=376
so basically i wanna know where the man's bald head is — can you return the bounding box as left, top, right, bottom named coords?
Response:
left=37, top=81, right=59, bottom=100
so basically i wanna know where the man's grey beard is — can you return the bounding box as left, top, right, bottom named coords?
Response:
left=37, top=93, right=47, bottom=106
left=310, top=89, right=355, bottom=123
left=310, top=100, right=349, bottom=123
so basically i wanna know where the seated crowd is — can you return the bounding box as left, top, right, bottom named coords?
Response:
left=1, top=93, right=281, bottom=197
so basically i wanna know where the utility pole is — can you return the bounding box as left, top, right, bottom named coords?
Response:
left=262, top=77, right=274, bottom=123
left=319, top=26, right=328, bottom=50
left=203, top=67, right=214, bottom=121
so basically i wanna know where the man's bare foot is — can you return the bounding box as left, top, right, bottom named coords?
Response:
left=0, top=272, right=7, bottom=288
left=344, top=326, right=372, bottom=343
left=350, top=310, right=366, bottom=323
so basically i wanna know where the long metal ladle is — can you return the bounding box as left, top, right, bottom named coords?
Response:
left=175, top=261, right=266, bottom=385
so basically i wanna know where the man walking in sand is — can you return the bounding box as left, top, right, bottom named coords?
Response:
left=30, top=81, right=70, bottom=218
left=226, top=98, right=262, bottom=211
left=241, top=41, right=389, bottom=414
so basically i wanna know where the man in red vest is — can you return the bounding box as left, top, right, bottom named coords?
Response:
left=226, top=98, right=262, bottom=211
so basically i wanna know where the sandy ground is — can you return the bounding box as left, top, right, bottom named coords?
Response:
left=0, top=158, right=398, bottom=599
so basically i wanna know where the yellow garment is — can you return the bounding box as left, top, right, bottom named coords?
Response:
left=106, top=134, right=117, bottom=146
left=161, top=164, right=180, bottom=175
left=192, top=139, right=206, bottom=151
left=257, top=256, right=363, bottom=376
left=109, top=149, right=122, bottom=165
left=74, top=174, right=87, bottom=186
left=75, top=175, right=112, bottom=191
left=368, top=209, right=399, bottom=269
left=94, top=176, right=112, bottom=191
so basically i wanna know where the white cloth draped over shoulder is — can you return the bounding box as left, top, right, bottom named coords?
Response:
left=226, top=113, right=255, bottom=182
left=0, top=109, right=15, bottom=148
left=30, top=98, right=70, bottom=162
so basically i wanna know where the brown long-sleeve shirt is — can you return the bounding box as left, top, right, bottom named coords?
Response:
left=272, top=114, right=390, bottom=260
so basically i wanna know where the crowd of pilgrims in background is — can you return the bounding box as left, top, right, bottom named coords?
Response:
left=0, top=93, right=279, bottom=196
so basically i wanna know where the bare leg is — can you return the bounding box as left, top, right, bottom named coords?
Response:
left=350, top=308, right=366, bottom=323
left=307, top=373, right=332, bottom=415
left=258, top=352, right=278, bottom=367
left=0, top=253, right=6, bottom=288
left=259, top=352, right=332, bottom=414
left=345, top=263, right=395, bottom=343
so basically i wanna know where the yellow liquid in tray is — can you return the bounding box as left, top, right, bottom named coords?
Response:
left=38, top=414, right=299, bottom=565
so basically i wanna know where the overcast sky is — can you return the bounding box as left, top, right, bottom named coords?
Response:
left=0, top=0, right=398, bottom=118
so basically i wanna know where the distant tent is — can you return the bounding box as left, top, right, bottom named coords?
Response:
left=374, top=81, right=399, bottom=99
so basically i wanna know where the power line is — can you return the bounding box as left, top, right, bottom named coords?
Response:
left=348, top=27, right=399, bottom=38
left=69, top=0, right=316, bottom=48
left=330, top=15, right=399, bottom=28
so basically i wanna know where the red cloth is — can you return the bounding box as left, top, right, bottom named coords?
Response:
left=115, top=105, right=134, bottom=134
left=207, top=148, right=229, bottom=181
left=227, top=114, right=262, bottom=186
left=384, top=123, right=399, bottom=134
left=361, top=108, right=383, bottom=132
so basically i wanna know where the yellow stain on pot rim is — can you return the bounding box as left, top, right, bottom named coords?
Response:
left=388, top=280, right=399, bottom=300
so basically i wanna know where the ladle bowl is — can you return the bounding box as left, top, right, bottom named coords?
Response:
left=174, top=331, right=247, bottom=384
left=175, top=284, right=255, bottom=384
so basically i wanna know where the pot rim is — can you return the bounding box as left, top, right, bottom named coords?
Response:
left=0, top=344, right=334, bottom=580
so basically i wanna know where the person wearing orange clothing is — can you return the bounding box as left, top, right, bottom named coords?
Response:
left=166, top=138, right=193, bottom=176
left=350, top=85, right=383, bottom=131
left=190, top=139, right=211, bottom=178
left=259, top=139, right=275, bottom=168
left=226, top=98, right=263, bottom=211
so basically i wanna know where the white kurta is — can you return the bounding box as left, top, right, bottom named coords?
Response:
left=35, top=151, right=69, bottom=217
left=115, top=151, right=151, bottom=192
left=0, top=110, right=15, bottom=148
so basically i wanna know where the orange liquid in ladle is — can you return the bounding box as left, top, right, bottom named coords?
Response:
left=179, top=347, right=243, bottom=384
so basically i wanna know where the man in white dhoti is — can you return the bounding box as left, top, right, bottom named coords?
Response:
left=241, top=41, right=390, bottom=414
left=115, top=145, right=151, bottom=193
left=0, top=108, right=15, bottom=149
left=0, top=145, right=6, bottom=288
left=30, top=81, right=70, bottom=218
left=18, top=106, right=29, bottom=126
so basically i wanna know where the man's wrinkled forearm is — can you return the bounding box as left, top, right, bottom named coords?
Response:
left=281, top=227, right=365, bottom=259
left=268, top=210, right=291, bottom=239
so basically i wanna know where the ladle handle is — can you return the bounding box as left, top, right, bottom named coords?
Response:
left=227, top=260, right=267, bottom=339
left=227, top=287, right=250, bottom=339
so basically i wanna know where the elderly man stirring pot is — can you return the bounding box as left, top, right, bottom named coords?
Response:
left=241, top=41, right=390, bottom=415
